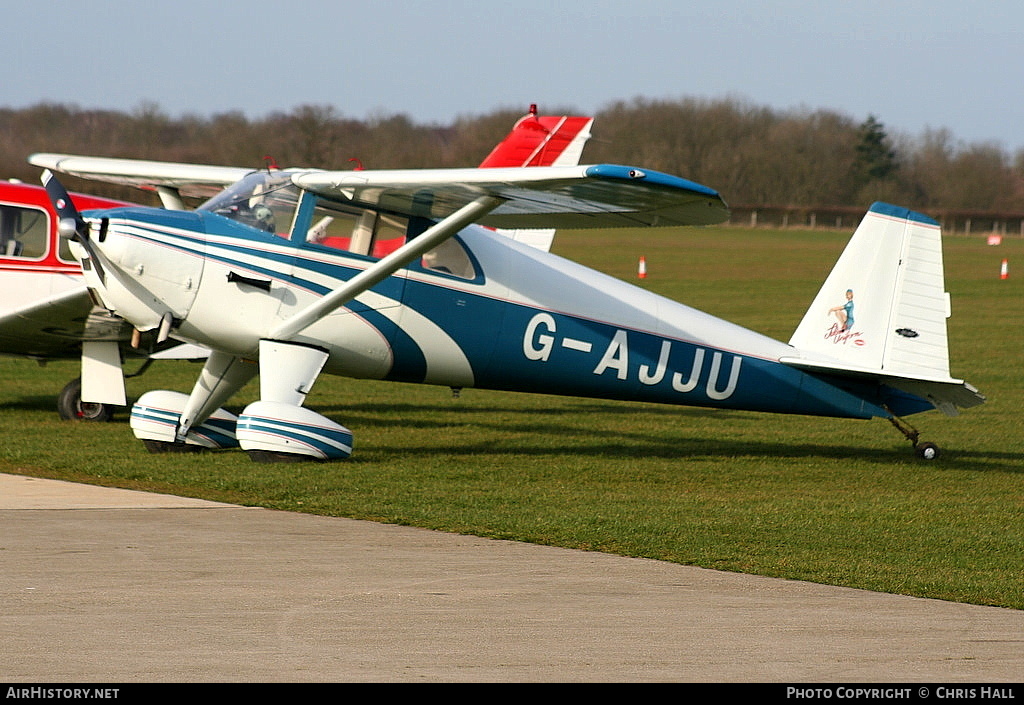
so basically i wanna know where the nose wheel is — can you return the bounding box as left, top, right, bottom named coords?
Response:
left=57, top=377, right=115, bottom=422
left=886, top=411, right=941, bottom=460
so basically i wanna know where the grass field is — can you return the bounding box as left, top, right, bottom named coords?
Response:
left=2, top=224, right=1022, bottom=609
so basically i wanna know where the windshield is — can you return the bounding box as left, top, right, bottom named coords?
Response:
left=198, top=171, right=301, bottom=234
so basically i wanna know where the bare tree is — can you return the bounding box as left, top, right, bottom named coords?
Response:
left=3, top=99, right=1022, bottom=213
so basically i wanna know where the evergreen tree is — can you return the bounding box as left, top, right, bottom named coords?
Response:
left=855, top=115, right=898, bottom=181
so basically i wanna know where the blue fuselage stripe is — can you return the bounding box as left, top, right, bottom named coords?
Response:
left=110, top=208, right=928, bottom=420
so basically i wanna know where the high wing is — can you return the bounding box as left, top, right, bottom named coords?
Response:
left=292, top=164, right=729, bottom=229
left=32, top=153, right=728, bottom=342
left=28, top=153, right=257, bottom=208
left=29, top=154, right=730, bottom=228
left=266, top=164, right=728, bottom=340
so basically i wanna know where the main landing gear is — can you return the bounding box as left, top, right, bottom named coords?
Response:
left=886, top=411, right=941, bottom=460
left=129, top=343, right=354, bottom=463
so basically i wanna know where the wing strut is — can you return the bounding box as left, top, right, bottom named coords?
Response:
left=270, top=195, right=503, bottom=340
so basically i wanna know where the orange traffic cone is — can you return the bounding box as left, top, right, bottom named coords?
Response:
left=638, top=256, right=647, bottom=279
left=1001, top=259, right=1009, bottom=280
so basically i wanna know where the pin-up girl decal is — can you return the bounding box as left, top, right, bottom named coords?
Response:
left=829, top=289, right=855, bottom=330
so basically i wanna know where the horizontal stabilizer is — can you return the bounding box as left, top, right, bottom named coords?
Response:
left=780, top=357, right=985, bottom=416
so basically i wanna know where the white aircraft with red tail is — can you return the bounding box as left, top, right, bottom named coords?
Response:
left=30, top=107, right=982, bottom=461
left=0, top=180, right=209, bottom=420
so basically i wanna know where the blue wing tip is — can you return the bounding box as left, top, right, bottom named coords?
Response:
left=868, top=201, right=940, bottom=227
left=586, top=164, right=721, bottom=199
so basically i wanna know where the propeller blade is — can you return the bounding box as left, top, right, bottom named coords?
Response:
left=40, top=170, right=106, bottom=283
left=41, top=170, right=87, bottom=235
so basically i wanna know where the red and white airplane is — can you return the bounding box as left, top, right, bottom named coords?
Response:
left=0, top=179, right=137, bottom=419
left=2, top=106, right=592, bottom=421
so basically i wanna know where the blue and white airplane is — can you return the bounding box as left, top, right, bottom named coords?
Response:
left=30, top=112, right=983, bottom=462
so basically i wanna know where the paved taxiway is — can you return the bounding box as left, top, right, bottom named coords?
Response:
left=1, top=472, right=1021, bottom=682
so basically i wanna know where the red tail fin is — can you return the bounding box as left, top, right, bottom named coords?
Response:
left=479, top=105, right=593, bottom=168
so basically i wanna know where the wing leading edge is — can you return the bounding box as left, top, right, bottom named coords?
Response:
left=28, top=153, right=256, bottom=201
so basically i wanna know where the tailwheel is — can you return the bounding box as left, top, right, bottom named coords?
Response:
left=885, top=409, right=940, bottom=460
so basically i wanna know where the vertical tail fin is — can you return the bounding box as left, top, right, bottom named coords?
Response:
left=479, top=105, right=594, bottom=251
left=478, top=104, right=593, bottom=168
left=783, top=202, right=983, bottom=414
left=790, top=202, right=950, bottom=377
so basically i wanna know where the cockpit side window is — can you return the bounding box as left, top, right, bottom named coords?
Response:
left=0, top=203, right=48, bottom=260
left=300, top=199, right=479, bottom=280
left=419, top=236, right=477, bottom=279
left=299, top=198, right=408, bottom=256
left=198, top=174, right=480, bottom=281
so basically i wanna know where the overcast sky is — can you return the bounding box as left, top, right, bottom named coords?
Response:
left=8, top=0, right=1023, bottom=150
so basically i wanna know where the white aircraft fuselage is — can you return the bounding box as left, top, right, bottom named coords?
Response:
left=74, top=203, right=933, bottom=425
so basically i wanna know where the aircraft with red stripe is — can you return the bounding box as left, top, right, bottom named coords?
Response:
left=478, top=105, right=593, bottom=168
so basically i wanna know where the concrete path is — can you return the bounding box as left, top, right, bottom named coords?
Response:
left=1, top=473, right=1021, bottom=682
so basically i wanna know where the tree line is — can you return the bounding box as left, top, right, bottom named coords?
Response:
left=2, top=97, right=1022, bottom=214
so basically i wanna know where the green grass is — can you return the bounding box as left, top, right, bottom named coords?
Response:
left=2, top=225, right=1022, bottom=609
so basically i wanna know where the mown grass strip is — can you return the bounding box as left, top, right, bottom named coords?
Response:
left=2, top=226, right=1021, bottom=608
